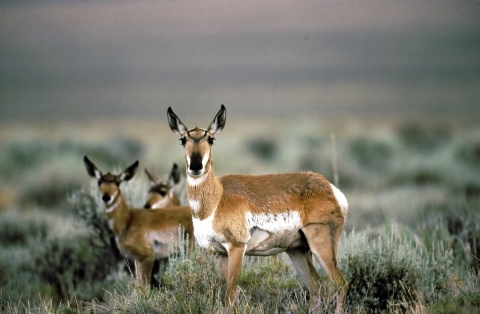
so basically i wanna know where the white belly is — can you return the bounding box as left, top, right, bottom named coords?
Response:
left=244, top=211, right=305, bottom=254
left=192, top=210, right=305, bottom=254
left=245, top=211, right=302, bottom=233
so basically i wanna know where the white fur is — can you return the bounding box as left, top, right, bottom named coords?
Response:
left=108, top=219, right=114, bottom=231
left=202, top=148, right=210, bottom=168
left=151, top=197, right=170, bottom=209
left=245, top=211, right=302, bottom=234
left=221, top=241, right=232, bottom=253
left=104, top=191, right=120, bottom=213
left=245, top=229, right=270, bottom=251
left=330, top=183, right=348, bottom=220
left=187, top=174, right=207, bottom=186
left=189, top=199, right=200, bottom=213
left=191, top=208, right=225, bottom=248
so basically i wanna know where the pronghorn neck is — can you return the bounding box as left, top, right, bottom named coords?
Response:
left=104, top=190, right=132, bottom=237
left=186, top=160, right=223, bottom=220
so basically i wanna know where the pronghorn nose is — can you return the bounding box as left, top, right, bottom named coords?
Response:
left=144, top=202, right=151, bottom=209
left=189, top=161, right=203, bottom=172
left=102, top=194, right=111, bottom=203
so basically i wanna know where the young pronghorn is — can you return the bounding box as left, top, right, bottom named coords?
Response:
left=144, top=163, right=182, bottom=209
left=167, top=105, right=348, bottom=313
left=83, top=156, right=194, bottom=288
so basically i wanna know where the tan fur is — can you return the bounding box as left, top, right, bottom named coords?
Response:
left=167, top=106, right=348, bottom=313
left=84, top=156, right=194, bottom=288
left=145, top=189, right=180, bottom=209
left=144, top=164, right=182, bottom=209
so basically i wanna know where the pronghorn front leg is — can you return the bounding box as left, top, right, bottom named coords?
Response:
left=220, top=243, right=246, bottom=307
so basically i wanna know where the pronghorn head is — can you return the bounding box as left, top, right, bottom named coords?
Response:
left=83, top=155, right=139, bottom=207
left=143, top=163, right=181, bottom=209
left=167, top=105, right=226, bottom=178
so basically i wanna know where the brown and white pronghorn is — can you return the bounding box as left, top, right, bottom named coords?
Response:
left=83, top=156, right=194, bottom=288
left=144, top=163, right=182, bottom=209
left=167, top=105, right=348, bottom=313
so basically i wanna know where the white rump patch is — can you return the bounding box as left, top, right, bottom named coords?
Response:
left=330, top=183, right=348, bottom=220
left=245, top=211, right=302, bottom=233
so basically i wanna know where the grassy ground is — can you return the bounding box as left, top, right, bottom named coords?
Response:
left=0, top=115, right=479, bottom=313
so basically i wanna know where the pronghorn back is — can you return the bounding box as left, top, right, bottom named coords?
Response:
left=219, top=172, right=341, bottom=214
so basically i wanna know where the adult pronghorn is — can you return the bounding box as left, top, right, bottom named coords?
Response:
left=167, top=105, right=348, bottom=313
left=83, top=156, right=194, bottom=288
left=144, top=163, right=182, bottom=209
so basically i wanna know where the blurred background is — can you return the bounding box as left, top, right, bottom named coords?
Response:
left=1, top=0, right=479, bottom=122
left=0, top=0, right=479, bottom=308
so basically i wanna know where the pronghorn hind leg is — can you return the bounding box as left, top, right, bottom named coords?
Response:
left=286, top=248, right=322, bottom=308
left=222, top=244, right=246, bottom=307
left=218, top=254, right=229, bottom=280
left=301, top=224, right=347, bottom=314
left=136, top=258, right=154, bottom=288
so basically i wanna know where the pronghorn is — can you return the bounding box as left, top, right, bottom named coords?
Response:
left=144, top=163, right=182, bottom=209
left=167, top=105, right=348, bottom=313
left=83, top=156, right=194, bottom=288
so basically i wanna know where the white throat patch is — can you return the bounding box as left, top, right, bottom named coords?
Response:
left=187, top=174, right=207, bottom=186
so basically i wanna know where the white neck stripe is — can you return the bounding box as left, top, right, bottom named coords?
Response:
left=151, top=197, right=169, bottom=209
left=105, top=191, right=120, bottom=213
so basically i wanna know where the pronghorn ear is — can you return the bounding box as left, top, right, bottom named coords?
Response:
left=207, top=104, right=226, bottom=136
left=144, top=168, right=159, bottom=186
left=84, top=156, right=102, bottom=179
left=168, top=163, right=181, bottom=185
left=167, top=107, right=188, bottom=136
left=119, top=160, right=139, bottom=182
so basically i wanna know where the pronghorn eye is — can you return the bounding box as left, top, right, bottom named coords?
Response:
left=180, top=137, right=186, bottom=146
left=208, top=136, right=215, bottom=145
